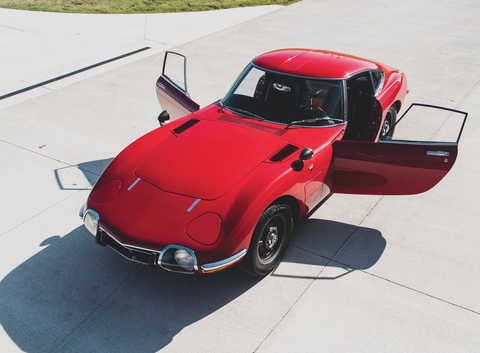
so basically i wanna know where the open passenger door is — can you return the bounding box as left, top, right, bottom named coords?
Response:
left=156, top=51, right=200, bottom=121
left=332, top=104, right=468, bottom=195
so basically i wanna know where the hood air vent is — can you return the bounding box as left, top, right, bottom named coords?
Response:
left=172, top=119, right=200, bottom=135
left=269, top=144, right=300, bottom=162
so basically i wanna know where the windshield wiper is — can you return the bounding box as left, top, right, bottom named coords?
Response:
left=286, top=117, right=344, bottom=129
left=221, top=104, right=265, bottom=121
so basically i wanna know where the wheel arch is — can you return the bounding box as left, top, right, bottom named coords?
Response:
left=267, top=195, right=301, bottom=223
left=393, top=100, right=401, bottom=113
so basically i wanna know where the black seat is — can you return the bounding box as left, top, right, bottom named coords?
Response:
left=344, top=76, right=373, bottom=140
left=322, top=85, right=342, bottom=119
left=265, top=77, right=300, bottom=111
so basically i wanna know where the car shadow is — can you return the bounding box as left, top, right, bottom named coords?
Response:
left=0, top=218, right=385, bottom=352
left=278, top=217, right=386, bottom=280
left=54, top=158, right=113, bottom=190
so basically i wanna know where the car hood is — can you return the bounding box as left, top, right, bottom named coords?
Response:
left=135, top=118, right=286, bottom=200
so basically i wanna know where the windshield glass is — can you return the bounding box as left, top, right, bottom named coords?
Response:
left=221, top=65, right=345, bottom=126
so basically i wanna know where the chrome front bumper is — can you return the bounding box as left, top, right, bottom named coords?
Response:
left=80, top=206, right=246, bottom=274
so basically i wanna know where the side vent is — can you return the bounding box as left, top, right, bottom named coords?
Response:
left=269, top=144, right=300, bottom=162
left=172, top=119, right=200, bottom=135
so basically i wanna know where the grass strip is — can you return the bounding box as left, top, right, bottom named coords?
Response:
left=0, top=0, right=300, bottom=14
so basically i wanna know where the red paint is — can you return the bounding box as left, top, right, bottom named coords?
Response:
left=83, top=49, right=459, bottom=274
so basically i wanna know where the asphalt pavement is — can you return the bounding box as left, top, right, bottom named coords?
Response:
left=0, top=0, right=479, bottom=352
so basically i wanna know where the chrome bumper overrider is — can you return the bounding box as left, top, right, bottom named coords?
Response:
left=201, top=249, right=247, bottom=273
left=80, top=207, right=246, bottom=274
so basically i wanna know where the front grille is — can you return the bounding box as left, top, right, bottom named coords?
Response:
left=99, top=230, right=158, bottom=267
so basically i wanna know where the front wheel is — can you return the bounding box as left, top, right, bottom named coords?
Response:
left=239, top=204, right=293, bottom=276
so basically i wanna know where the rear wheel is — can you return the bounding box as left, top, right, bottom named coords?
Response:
left=239, top=204, right=293, bottom=276
left=380, top=105, right=397, bottom=140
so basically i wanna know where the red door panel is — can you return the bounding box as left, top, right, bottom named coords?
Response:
left=332, top=140, right=457, bottom=195
left=156, top=51, right=200, bottom=121
left=156, top=76, right=199, bottom=120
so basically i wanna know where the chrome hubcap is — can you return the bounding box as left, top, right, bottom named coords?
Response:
left=382, top=120, right=390, bottom=136
left=266, top=227, right=278, bottom=249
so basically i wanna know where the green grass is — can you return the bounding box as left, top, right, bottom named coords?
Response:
left=0, top=0, right=300, bottom=14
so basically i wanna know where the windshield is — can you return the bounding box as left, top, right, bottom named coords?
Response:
left=221, top=65, right=345, bottom=126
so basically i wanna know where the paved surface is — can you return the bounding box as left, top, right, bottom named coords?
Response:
left=0, top=5, right=281, bottom=108
left=0, top=0, right=479, bottom=352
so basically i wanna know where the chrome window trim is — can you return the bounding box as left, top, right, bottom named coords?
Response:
left=370, top=70, right=385, bottom=97
left=162, top=51, right=189, bottom=95
left=201, top=248, right=247, bottom=273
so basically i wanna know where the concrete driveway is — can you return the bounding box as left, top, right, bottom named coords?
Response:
left=0, top=0, right=479, bottom=352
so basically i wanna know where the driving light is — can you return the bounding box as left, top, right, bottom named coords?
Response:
left=174, top=249, right=195, bottom=271
left=158, top=245, right=198, bottom=273
left=84, top=210, right=99, bottom=236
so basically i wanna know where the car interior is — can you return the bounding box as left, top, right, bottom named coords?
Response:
left=343, top=73, right=375, bottom=140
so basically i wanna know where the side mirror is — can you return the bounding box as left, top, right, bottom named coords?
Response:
left=158, top=110, right=170, bottom=126
left=291, top=148, right=314, bottom=171
left=299, top=148, right=314, bottom=160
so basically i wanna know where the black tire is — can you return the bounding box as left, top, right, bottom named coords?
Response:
left=380, top=105, right=397, bottom=140
left=239, top=204, right=293, bottom=276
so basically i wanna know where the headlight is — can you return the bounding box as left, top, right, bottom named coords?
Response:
left=158, top=245, right=198, bottom=274
left=83, top=210, right=99, bottom=236
left=174, top=250, right=195, bottom=271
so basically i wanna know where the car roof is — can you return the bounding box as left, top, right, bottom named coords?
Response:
left=251, top=49, right=385, bottom=79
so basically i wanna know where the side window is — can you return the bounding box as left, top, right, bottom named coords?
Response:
left=370, top=70, right=385, bottom=97
left=162, top=52, right=187, bottom=93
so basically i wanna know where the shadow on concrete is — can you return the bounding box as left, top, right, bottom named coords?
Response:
left=54, top=158, right=113, bottom=190
left=0, top=226, right=262, bottom=352
left=0, top=218, right=385, bottom=352
left=278, top=217, right=386, bottom=280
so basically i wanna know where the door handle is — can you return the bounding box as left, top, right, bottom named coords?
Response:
left=427, top=151, right=449, bottom=157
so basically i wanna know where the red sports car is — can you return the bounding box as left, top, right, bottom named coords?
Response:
left=80, top=49, right=467, bottom=276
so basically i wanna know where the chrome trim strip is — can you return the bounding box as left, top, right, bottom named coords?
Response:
left=127, top=178, right=141, bottom=191
left=103, top=234, right=158, bottom=266
left=201, top=249, right=247, bottom=273
left=99, top=225, right=160, bottom=254
left=427, top=151, right=450, bottom=157
left=187, top=198, right=201, bottom=213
